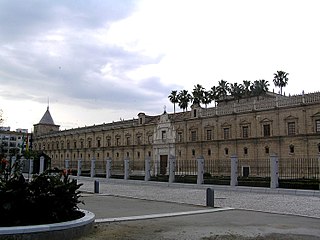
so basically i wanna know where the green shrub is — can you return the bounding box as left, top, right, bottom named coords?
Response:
left=0, top=159, right=83, bottom=227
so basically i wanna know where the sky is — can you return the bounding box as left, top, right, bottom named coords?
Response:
left=1, top=0, right=320, bottom=131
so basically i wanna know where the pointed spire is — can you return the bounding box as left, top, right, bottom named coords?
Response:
left=39, top=106, right=55, bottom=125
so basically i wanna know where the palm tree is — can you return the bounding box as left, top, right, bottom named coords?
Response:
left=242, top=80, right=252, bottom=99
left=191, top=84, right=205, bottom=105
left=209, top=86, right=219, bottom=107
left=229, top=82, right=244, bottom=102
left=0, top=109, right=3, bottom=125
left=258, top=79, right=269, bottom=93
left=168, top=90, right=179, bottom=114
left=177, top=90, right=191, bottom=112
left=273, top=71, right=289, bottom=95
left=216, top=80, right=229, bottom=100
left=201, top=91, right=212, bottom=108
left=251, top=79, right=269, bottom=99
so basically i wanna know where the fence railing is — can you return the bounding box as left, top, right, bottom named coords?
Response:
left=14, top=155, right=320, bottom=190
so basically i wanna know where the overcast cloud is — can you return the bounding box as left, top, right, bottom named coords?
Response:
left=0, top=0, right=174, bottom=128
left=1, top=0, right=320, bottom=130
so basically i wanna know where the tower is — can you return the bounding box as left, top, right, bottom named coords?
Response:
left=33, top=106, right=60, bottom=137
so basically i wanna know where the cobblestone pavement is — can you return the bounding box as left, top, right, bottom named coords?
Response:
left=77, top=177, right=320, bottom=219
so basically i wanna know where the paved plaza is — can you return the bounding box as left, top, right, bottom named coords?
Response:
left=77, top=177, right=320, bottom=239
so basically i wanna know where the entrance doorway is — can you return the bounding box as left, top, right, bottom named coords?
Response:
left=242, top=166, right=250, bottom=177
left=160, top=155, right=168, bottom=175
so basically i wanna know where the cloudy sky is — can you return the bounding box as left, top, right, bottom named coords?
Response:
left=1, top=0, right=319, bottom=131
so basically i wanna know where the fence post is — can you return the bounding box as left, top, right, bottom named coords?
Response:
left=106, top=158, right=112, bottom=179
left=230, top=155, right=238, bottom=186
left=169, top=155, right=175, bottom=184
left=124, top=158, right=130, bottom=180
left=318, top=155, right=320, bottom=190
left=20, top=156, right=25, bottom=169
left=11, top=156, right=16, bottom=175
left=197, top=156, right=205, bottom=185
left=77, top=159, right=82, bottom=177
left=29, top=157, right=34, bottom=175
left=65, top=159, right=70, bottom=169
left=90, top=158, right=96, bottom=178
left=145, top=157, right=151, bottom=181
left=270, top=154, right=279, bottom=189
left=39, top=156, right=45, bottom=174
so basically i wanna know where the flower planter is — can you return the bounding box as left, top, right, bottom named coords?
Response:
left=0, top=210, right=95, bottom=240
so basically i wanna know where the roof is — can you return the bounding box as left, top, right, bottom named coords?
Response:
left=39, top=107, right=55, bottom=125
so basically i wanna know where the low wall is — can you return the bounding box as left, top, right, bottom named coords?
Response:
left=0, top=210, right=95, bottom=240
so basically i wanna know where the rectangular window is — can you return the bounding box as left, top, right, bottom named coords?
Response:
left=288, top=122, right=295, bottom=135
left=126, top=137, right=131, bottom=145
left=191, top=131, right=197, bottom=141
left=107, top=138, right=111, bottom=147
left=263, top=124, right=270, bottom=137
left=316, top=120, right=320, bottom=132
left=74, top=141, right=77, bottom=149
left=206, top=130, right=212, bottom=140
left=162, top=131, right=167, bottom=140
left=242, top=126, right=248, bottom=138
left=137, top=136, right=142, bottom=145
left=223, top=128, right=229, bottom=139
left=97, top=139, right=101, bottom=148
left=177, top=132, right=183, bottom=142
left=116, top=138, right=120, bottom=146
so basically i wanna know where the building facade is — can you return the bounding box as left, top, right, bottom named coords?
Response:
left=0, top=128, right=30, bottom=157
left=33, top=92, right=320, bottom=176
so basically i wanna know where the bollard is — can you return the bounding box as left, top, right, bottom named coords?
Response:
left=206, top=188, right=214, bottom=207
left=94, top=180, right=99, bottom=193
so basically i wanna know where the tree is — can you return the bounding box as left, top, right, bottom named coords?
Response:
left=251, top=79, right=269, bottom=99
left=229, top=82, right=244, bottom=102
left=242, top=80, right=252, bottom=99
left=202, top=91, right=212, bottom=109
left=209, top=86, right=219, bottom=107
left=0, top=109, right=3, bottom=125
left=273, top=71, right=289, bottom=95
left=177, top=90, right=191, bottom=112
left=168, top=90, right=179, bottom=114
left=191, top=84, right=205, bottom=105
left=216, top=80, right=230, bottom=100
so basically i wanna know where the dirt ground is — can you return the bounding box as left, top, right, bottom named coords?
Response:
left=78, top=222, right=320, bottom=240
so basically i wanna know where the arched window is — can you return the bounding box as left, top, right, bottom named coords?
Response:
left=208, top=149, right=211, bottom=156
left=244, top=147, right=248, bottom=155
left=225, top=148, right=229, bottom=155
left=289, top=144, right=295, bottom=154
left=265, top=146, right=270, bottom=154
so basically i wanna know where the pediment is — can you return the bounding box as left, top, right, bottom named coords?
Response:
left=260, top=118, right=272, bottom=123
left=312, top=112, right=320, bottom=118
left=284, top=115, right=298, bottom=121
left=240, top=120, right=250, bottom=125
left=221, top=122, right=231, bottom=127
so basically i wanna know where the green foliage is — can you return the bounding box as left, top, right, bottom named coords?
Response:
left=0, top=162, right=83, bottom=227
